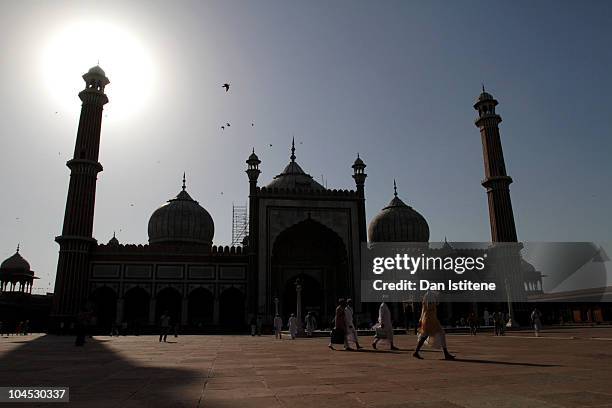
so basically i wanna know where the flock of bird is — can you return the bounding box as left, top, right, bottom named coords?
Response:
left=220, top=83, right=255, bottom=131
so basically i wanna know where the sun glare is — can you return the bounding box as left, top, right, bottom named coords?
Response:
left=41, top=20, right=155, bottom=121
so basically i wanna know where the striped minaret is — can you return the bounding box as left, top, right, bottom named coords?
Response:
left=474, top=87, right=518, bottom=243
left=52, top=66, right=109, bottom=324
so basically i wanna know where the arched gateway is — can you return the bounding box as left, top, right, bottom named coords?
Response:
left=272, top=219, right=349, bottom=324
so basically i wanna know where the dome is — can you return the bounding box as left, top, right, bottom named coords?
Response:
left=247, top=150, right=260, bottom=163
left=368, top=183, right=429, bottom=243
left=476, top=91, right=494, bottom=103
left=107, top=233, right=120, bottom=246
left=87, top=65, right=106, bottom=77
left=148, top=181, right=214, bottom=246
left=0, top=247, right=33, bottom=276
left=266, top=140, right=325, bottom=190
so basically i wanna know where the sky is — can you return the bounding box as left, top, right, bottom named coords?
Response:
left=0, top=1, right=611, bottom=294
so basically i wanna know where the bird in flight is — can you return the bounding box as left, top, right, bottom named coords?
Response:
left=221, top=125, right=225, bottom=130
left=226, top=123, right=231, bottom=127
left=251, top=123, right=254, bottom=127
left=222, top=83, right=230, bottom=92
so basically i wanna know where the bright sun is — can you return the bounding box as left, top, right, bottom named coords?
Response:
left=41, top=20, right=155, bottom=121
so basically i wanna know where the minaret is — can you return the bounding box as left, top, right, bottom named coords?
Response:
left=352, top=153, right=367, bottom=242
left=52, top=65, right=109, bottom=322
left=474, top=87, right=525, bottom=323
left=246, top=148, right=261, bottom=316
left=474, top=87, right=518, bottom=243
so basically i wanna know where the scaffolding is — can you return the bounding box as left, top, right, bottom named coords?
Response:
left=231, top=203, right=249, bottom=246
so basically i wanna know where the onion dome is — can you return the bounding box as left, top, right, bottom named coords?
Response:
left=247, top=149, right=260, bottom=163
left=368, top=180, right=429, bottom=243
left=266, top=139, right=325, bottom=190
left=148, top=174, right=214, bottom=245
left=353, top=154, right=365, bottom=168
left=87, top=65, right=106, bottom=77
left=0, top=245, right=34, bottom=277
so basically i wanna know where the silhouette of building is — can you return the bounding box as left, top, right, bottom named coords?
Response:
left=0, top=246, right=51, bottom=332
left=50, top=67, right=544, bottom=332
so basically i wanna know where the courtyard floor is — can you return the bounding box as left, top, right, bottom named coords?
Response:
left=1, top=328, right=612, bottom=407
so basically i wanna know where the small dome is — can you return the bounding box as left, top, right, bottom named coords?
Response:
left=107, top=233, right=120, bottom=246
left=87, top=65, right=106, bottom=77
left=1, top=247, right=33, bottom=276
left=148, top=183, right=214, bottom=246
left=353, top=155, right=365, bottom=167
left=477, top=91, right=494, bottom=103
left=266, top=140, right=324, bottom=190
left=247, top=149, right=260, bottom=163
left=368, top=185, right=429, bottom=243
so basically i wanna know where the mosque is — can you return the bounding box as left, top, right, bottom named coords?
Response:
left=41, top=66, right=548, bottom=332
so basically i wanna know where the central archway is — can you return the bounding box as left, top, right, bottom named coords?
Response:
left=271, top=218, right=349, bottom=327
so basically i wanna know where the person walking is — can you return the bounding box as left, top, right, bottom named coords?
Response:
left=531, top=308, right=543, bottom=337
left=345, top=299, right=362, bottom=349
left=372, top=298, right=397, bottom=350
left=467, top=312, right=477, bottom=336
left=288, top=313, right=298, bottom=339
left=305, top=312, right=317, bottom=337
left=273, top=314, right=283, bottom=339
left=483, top=308, right=490, bottom=326
left=329, top=298, right=350, bottom=350
left=413, top=291, right=455, bottom=360
left=159, top=311, right=171, bottom=342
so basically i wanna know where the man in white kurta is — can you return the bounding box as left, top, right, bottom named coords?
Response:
left=373, top=301, right=397, bottom=350
left=305, top=312, right=317, bottom=337
left=345, top=299, right=362, bottom=349
left=273, top=314, right=283, bottom=339
left=288, top=314, right=298, bottom=339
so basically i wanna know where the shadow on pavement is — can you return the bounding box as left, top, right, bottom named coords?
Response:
left=452, top=357, right=561, bottom=367
left=0, top=334, right=204, bottom=406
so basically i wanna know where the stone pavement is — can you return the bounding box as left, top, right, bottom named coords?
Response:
left=1, top=328, right=612, bottom=407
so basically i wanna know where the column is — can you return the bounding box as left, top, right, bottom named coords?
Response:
left=181, top=297, right=188, bottom=326
left=149, top=297, right=156, bottom=325
left=213, top=293, right=220, bottom=325
left=115, top=298, right=124, bottom=324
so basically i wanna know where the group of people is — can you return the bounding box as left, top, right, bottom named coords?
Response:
left=328, top=293, right=455, bottom=360
left=329, top=298, right=362, bottom=350
left=272, top=310, right=318, bottom=339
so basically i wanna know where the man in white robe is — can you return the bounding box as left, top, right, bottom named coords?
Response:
left=288, top=313, right=298, bottom=339
left=373, top=300, right=397, bottom=350
left=273, top=314, right=283, bottom=339
left=345, top=299, right=362, bottom=349
left=305, top=312, right=317, bottom=337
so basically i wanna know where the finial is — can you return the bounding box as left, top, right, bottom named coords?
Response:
left=182, top=172, right=186, bottom=191
left=393, top=179, right=398, bottom=197
left=16, top=243, right=20, bottom=253
left=482, top=83, right=485, bottom=92
left=252, top=147, right=255, bottom=154
left=113, top=231, right=116, bottom=239
left=290, top=137, right=296, bottom=162
left=357, top=152, right=360, bottom=159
